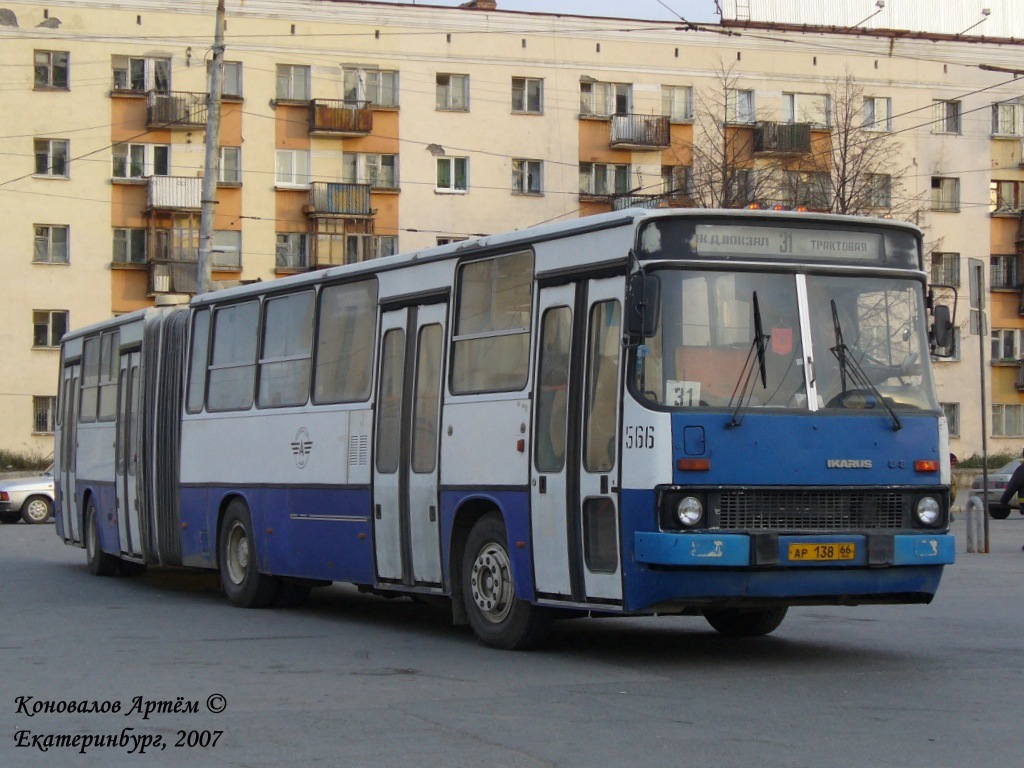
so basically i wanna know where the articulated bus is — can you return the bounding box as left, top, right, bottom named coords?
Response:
left=54, top=209, right=956, bottom=649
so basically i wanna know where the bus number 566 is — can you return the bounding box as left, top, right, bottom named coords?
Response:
left=625, top=425, right=655, bottom=450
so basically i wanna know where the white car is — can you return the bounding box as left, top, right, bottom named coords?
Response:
left=0, top=467, right=55, bottom=525
left=969, top=459, right=1024, bottom=520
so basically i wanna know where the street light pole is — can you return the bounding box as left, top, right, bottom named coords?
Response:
left=197, top=0, right=226, bottom=296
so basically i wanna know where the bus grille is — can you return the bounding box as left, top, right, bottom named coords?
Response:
left=716, top=490, right=905, bottom=531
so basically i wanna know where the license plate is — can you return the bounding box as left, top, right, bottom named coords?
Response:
left=787, top=542, right=856, bottom=562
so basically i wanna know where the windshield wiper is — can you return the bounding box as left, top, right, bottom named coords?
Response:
left=727, top=292, right=770, bottom=428
left=830, top=300, right=902, bottom=431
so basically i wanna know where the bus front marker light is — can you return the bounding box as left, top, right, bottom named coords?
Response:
left=915, top=497, right=941, bottom=526
left=676, top=496, right=704, bottom=527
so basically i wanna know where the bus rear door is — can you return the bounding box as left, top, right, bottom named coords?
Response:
left=115, top=350, right=143, bottom=558
left=58, top=362, right=81, bottom=543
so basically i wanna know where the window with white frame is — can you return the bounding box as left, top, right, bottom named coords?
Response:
left=930, top=252, right=960, bottom=286
left=941, top=402, right=960, bottom=437
left=276, top=64, right=310, bottom=101
left=991, top=328, right=1022, bottom=361
left=112, top=55, right=169, bottom=93
left=512, top=159, right=542, bottom=194
left=863, top=96, right=892, bottom=131
left=784, top=92, right=829, bottom=127
left=275, top=149, right=310, bottom=187
left=33, top=395, right=56, bottom=434
left=991, top=180, right=1023, bottom=213
left=210, top=61, right=243, bottom=99
left=437, top=236, right=468, bottom=246
left=112, top=142, right=169, bottom=179
left=276, top=233, right=308, bottom=270
left=579, top=163, right=629, bottom=196
left=212, top=231, right=241, bottom=269
left=436, top=73, right=469, bottom=111
left=661, top=166, right=692, bottom=197
left=344, top=67, right=398, bottom=107
left=512, top=77, right=543, bottom=114
left=728, top=169, right=755, bottom=205
left=866, top=173, right=892, bottom=208
left=345, top=234, right=397, bottom=263
left=580, top=80, right=631, bottom=117
left=33, top=310, right=68, bottom=348
left=784, top=171, right=832, bottom=210
left=991, top=101, right=1023, bottom=137
left=993, top=403, right=1024, bottom=437
left=113, top=228, right=147, bottom=264
left=34, top=225, right=69, bottom=264
left=662, top=85, right=693, bottom=122
left=34, top=138, right=68, bottom=177
left=932, top=99, right=962, bottom=134
left=931, top=177, right=960, bottom=211
left=726, top=89, right=755, bottom=123
left=218, top=146, right=241, bottom=184
left=34, top=50, right=69, bottom=89
left=342, top=153, right=398, bottom=189
left=991, top=254, right=1020, bottom=289
left=436, top=156, right=468, bottom=192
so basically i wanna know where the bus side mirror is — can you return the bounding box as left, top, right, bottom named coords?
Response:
left=626, top=273, right=660, bottom=339
left=931, top=304, right=953, bottom=354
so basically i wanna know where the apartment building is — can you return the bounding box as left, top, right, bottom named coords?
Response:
left=1, top=0, right=1022, bottom=459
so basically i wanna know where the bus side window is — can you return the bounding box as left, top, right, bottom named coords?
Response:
left=186, top=309, right=210, bottom=413
left=535, top=307, right=571, bottom=472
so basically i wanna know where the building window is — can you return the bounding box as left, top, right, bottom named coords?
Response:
left=512, top=77, right=543, bottom=114
left=34, top=225, right=69, bottom=264
left=33, top=396, right=57, bottom=434
left=991, top=101, right=1023, bottom=137
left=579, top=163, right=629, bottom=196
left=931, top=177, right=960, bottom=212
left=212, top=231, right=241, bottom=269
left=783, top=171, right=832, bottom=211
left=437, top=237, right=468, bottom=246
left=276, top=64, right=310, bottom=101
left=343, top=67, right=399, bottom=107
left=991, top=329, right=1022, bottom=362
left=866, top=173, right=892, bottom=208
left=436, top=73, right=469, bottom=111
left=112, top=55, right=170, bottom=93
left=275, top=149, right=310, bottom=187
left=113, top=228, right=147, bottom=264
left=342, top=153, right=399, bottom=189
left=210, top=60, right=243, bottom=99
left=941, top=403, right=960, bottom=438
left=276, top=233, right=308, bottom=270
left=218, top=146, right=241, bottom=184
left=33, top=310, right=68, bottom=348
left=993, top=404, right=1024, bottom=437
left=991, top=180, right=1023, bottom=213
left=728, top=169, right=755, bottom=206
left=580, top=80, right=631, bottom=117
left=784, top=92, right=829, bottom=127
left=662, top=166, right=693, bottom=198
left=345, top=234, right=397, bottom=263
left=661, top=85, right=694, bottom=122
left=930, top=252, right=960, bottom=287
left=932, top=99, right=962, bottom=134
left=863, top=97, right=892, bottom=131
left=34, top=50, right=69, bottom=89
left=112, top=142, right=169, bottom=179
left=991, top=255, right=1020, bottom=289
left=512, top=159, right=542, bottom=195
left=436, top=157, right=468, bottom=192
left=726, top=89, right=755, bottom=124
left=34, top=138, right=69, bottom=177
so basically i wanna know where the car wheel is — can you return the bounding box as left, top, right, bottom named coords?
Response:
left=21, top=495, right=53, bottom=524
left=988, top=505, right=1011, bottom=520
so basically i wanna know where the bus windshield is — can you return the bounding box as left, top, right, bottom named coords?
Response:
left=635, top=268, right=939, bottom=413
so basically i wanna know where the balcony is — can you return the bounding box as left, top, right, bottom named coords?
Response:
left=309, top=99, right=373, bottom=136
left=612, top=194, right=665, bottom=211
left=147, top=91, right=208, bottom=129
left=1017, top=360, right=1024, bottom=391
left=609, top=114, right=671, bottom=149
left=305, top=182, right=373, bottom=217
left=147, top=176, right=201, bottom=210
left=149, top=259, right=198, bottom=295
left=753, top=122, right=812, bottom=154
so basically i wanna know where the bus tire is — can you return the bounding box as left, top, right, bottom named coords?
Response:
left=461, top=513, right=550, bottom=650
left=703, top=606, right=788, bottom=637
left=218, top=500, right=280, bottom=608
left=85, top=501, right=118, bottom=577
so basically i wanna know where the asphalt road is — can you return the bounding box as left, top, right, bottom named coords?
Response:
left=2, top=515, right=1022, bottom=768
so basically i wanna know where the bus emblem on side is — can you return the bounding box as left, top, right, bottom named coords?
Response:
left=291, top=428, right=314, bottom=469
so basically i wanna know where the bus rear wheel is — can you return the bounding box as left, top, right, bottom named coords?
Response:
left=85, top=501, right=118, bottom=577
left=461, top=513, right=549, bottom=650
left=218, top=500, right=279, bottom=608
left=703, top=606, right=788, bottom=637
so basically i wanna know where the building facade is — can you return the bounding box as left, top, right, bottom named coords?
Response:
left=1, top=0, right=1022, bottom=459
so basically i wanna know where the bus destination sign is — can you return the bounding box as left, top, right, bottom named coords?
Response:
left=693, top=225, right=884, bottom=262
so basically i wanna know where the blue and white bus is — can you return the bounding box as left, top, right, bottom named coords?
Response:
left=54, top=208, right=956, bottom=649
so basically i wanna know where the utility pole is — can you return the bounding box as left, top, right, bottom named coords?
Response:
left=197, top=0, right=226, bottom=295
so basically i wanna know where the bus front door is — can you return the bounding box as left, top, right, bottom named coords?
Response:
left=58, top=363, right=81, bottom=543
left=531, top=277, right=623, bottom=604
left=114, top=351, right=143, bottom=558
left=373, top=303, right=447, bottom=588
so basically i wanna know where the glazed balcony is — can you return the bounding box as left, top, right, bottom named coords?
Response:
left=147, top=91, right=208, bottom=129
left=609, top=114, right=671, bottom=149
left=149, top=258, right=198, bottom=295
left=305, top=182, right=373, bottom=217
left=309, top=99, right=373, bottom=136
left=753, top=122, right=812, bottom=154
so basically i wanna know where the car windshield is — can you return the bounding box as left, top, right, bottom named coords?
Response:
left=997, top=460, right=1021, bottom=475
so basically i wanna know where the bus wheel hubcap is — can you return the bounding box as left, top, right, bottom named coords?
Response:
left=227, top=523, right=249, bottom=585
left=470, top=543, right=513, bottom=623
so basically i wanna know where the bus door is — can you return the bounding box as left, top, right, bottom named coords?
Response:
left=114, top=351, right=143, bottom=557
left=373, top=303, right=447, bottom=587
left=58, top=363, right=81, bottom=543
left=531, top=277, right=624, bottom=604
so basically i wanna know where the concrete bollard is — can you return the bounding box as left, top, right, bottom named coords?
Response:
left=965, top=496, right=982, bottom=553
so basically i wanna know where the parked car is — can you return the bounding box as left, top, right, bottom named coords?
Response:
left=0, top=466, right=55, bottom=524
left=969, top=459, right=1024, bottom=520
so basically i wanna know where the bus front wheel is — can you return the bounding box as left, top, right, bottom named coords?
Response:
left=218, top=500, right=279, bottom=608
left=461, top=513, right=549, bottom=650
left=85, top=501, right=118, bottom=577
left=703, top=606, right=788, bottom=637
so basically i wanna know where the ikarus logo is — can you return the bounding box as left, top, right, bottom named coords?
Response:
left=827, top=459, right=872, bottom=469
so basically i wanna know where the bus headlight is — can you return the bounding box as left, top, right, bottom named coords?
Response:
left=914, top=496, right=942, bottom=527
left=676, top=496, right=704, bottom=527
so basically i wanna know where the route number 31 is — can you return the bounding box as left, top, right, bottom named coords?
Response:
left=624, top=425, right=655, bottom=450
